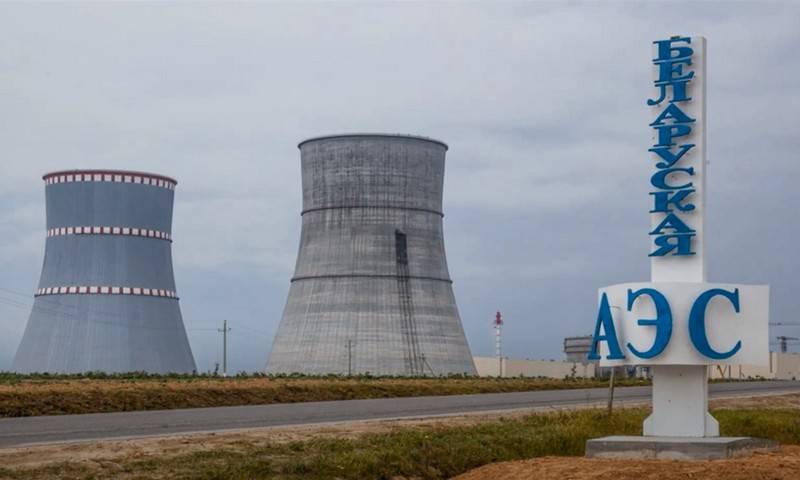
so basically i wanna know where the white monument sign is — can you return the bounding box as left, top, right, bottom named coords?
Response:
left=588, top=36, right=770, bottom=438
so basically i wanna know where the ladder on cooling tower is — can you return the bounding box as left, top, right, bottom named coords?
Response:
left=395, top=230, right=424, bottom=376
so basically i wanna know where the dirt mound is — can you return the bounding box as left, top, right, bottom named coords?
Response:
left=452, top=445, right=800, bottom=480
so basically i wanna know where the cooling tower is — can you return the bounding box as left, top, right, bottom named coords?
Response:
left=266, top=134, right=476, bottom=376
left=12, top=170, right=196, bottom=374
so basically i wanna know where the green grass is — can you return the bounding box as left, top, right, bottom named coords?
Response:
left=0, top=374, right=652, bottom=418
left=0, top=372, right=767, bottom=419
left=0, top=371, right=648, bottom=384
left=1, top=407, right=797, bottom=480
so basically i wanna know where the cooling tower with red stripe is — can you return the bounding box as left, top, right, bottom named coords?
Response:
left=12, top=170, right=196, bottom=373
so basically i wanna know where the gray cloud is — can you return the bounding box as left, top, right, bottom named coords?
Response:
left=1, top=2, right=798, bottom=371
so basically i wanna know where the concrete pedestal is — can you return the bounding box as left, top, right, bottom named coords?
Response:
left=586, top=436, right=778, bottom=460
left=645, top=365, right=719, bottom=437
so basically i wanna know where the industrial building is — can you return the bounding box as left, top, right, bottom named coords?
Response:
left=563, top=334, right=635, bottom=378
left=473, top=352, right=800, bottom=381
left=12, top=170, right=196, bottom=373
left=473, top=356, right=596, bottom=379
left=563, top=335, right=594, bottom=364
left=266, top=134, right=476, bottom=376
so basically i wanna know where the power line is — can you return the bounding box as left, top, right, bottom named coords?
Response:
left=776, top=336, right=799, bottom=353
left=0, top=292, right=194, bottom=332
left=233, top=324, right=273, bottom=338
left=0, top=293, right=267, bottom=340
left=0, top=290, right=156, bottom=320
left=0, top=286, right=35, bottom=298
left=0, top=287, right=270, bottom=333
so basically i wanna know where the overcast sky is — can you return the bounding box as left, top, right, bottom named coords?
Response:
left=1, top=2, right=798, bottom=373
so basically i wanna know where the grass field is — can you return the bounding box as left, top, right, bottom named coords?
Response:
left=0, top=398, right=798, bottom=479
left=0, top=373, right=650, bottom=417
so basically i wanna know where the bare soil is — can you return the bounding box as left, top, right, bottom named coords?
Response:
left=451, top=446, right=800, bottom=480
left=451, top=393, right=800, bottom=480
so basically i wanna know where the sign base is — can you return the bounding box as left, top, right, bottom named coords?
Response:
left=645, top=365, right=719, bottom=437
left=586, top=436, right=777, bottom=460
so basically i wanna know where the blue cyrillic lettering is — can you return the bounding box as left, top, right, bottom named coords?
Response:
left=654, top=124, right=693, bottom=147
left=649, top=233, right=695, bottom=256
left=588, top=293, right=626, bottom=361
left=651, top=167, right=694, bottom=190
left=650, top=189, right=696, bottom=213
left=650, top=212, right=695, bottom=235
left=649, top=144, right=695, bottom=168
left=688, top=288, right=742, bottom=360
left=626, top=288, right=673, bottom=359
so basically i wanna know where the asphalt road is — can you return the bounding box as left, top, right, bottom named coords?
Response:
left=1, top=380, right=798, bottom=449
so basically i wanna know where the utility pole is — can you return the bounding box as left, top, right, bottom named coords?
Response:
left=777, top=336, right=798, bottom=353
left=218, top=320, right=231, bottom=377
left=607, top=367, right=616, bottom=416
left=607, top=306, right=621, bottom=416
left=494, top=311, right=503, bottom=377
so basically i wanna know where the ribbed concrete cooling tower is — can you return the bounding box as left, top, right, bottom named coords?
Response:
left=12, top=170, right=196, bottom=374
left=266, top=134, right=476, bottom=376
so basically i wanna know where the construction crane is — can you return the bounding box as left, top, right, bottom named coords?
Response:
left=777, top=336, right=799, bottom=353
